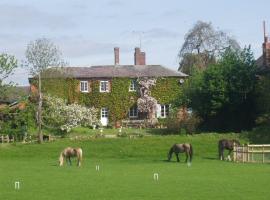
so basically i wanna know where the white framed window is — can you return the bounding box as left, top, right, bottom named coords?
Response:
left=129, top=106, right=138, bottom=118
left=129, top=79, right=136, bottom=92
left=101, top=108, right=108, bottom=118
left=160, top=104, right=169, bottom=118
left=100, top=81, right=109, bottom=92
left=80, top=81, right=89, bottom=93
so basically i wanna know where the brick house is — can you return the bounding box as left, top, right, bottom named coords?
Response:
left=31, top=47, right=187, bottom=126
left=256, top=21, right=270, bottom=72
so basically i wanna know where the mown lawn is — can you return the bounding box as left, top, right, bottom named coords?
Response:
left=0, top=133, right=269, bottom=200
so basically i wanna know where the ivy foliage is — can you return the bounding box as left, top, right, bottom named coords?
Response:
left=40, top=77, right=182, bottom=123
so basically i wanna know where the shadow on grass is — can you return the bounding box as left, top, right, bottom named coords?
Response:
left=202, top=156, right=218, bottom=160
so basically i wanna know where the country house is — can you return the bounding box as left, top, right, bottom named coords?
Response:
left=30, top=47, right=187, bottom=126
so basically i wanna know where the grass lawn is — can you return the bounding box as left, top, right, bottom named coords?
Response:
left=0, top=133, right=270, bottom=200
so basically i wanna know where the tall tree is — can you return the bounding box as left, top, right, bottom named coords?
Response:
left=25, top=38, right=64, bottom=143
left=178, top=21, right=240, bottom=74
left=181, top=47, right=257, bottom=132
left=0, top=53, right=18, bottom=99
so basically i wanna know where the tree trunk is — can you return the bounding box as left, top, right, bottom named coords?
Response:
left=38, top=72, right=43, bottom=143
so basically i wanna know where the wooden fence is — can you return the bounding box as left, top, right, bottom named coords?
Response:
left=233, top=144, right=270, bottom=163
left=0, top=135, right=14, bottom=143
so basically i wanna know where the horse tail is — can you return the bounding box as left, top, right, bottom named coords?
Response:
left=189, top=144, right=193, bottom=162
left=59, top=151, right=64, bottom=166
left=77, top=148, right=83, bottom=166
left=218, top=140, right=223, bottom=160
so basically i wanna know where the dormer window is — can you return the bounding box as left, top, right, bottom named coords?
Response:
left=129, top=79, right=136, bottom=92
left=100, top=81, right=109, bottom=92
left=80, top=81, right=88, bottom=93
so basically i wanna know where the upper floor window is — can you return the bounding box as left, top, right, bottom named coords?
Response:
left=129, top=106, right=138, bottom=118
left=161, top=104, right=169, bottom=118
left=129, top=79, right=137, bottom=92
left=80, top=81, right=88, bottom=93
left=100, top=81, right=109, bottom=92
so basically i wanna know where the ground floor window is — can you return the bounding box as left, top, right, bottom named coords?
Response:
left=101, top=108, right=108, bottom=118
left=160, top=104, right=169, bottom=118
left=129, top=106, right=138, bottom=118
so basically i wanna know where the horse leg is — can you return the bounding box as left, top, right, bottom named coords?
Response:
left=68, top=157, right=72, bottom=166
left=185, top=152, right=188, bottom=163
left=220, top=149, right=224, bottom=160
left=176, top=153, right=180, bottom=162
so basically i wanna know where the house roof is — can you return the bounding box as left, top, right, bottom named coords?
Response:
left=0, top=86, right=30, bottom=104
left=64, top=65, right=187, bottom=78
left=255, top=55, right=270, bottom=73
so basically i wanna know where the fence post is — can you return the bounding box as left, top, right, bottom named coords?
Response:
left=262, top=145, right=265, bottom=163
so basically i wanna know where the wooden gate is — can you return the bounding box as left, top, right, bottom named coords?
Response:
left=233, top=144, right=270, bottom=163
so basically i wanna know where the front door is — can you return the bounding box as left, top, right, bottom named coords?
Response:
left=100, top=108, right=108, bottom=126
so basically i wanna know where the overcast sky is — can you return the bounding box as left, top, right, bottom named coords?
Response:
left=1, top=0, right=270, bottom=85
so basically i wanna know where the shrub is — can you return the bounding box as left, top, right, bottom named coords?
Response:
left=166, top=108, right=202, bottom=134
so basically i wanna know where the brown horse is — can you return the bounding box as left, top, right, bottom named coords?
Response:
left=168, top=143, right=193, bottom=163
left=218, top=139, right=240, bottom=161
left=59, top=147, right=83, bottom=167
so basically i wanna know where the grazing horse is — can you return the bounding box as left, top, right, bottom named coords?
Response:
left=218, top=139, right=240, bottom=161
left=168, top=143, right=193, bottom=163
left=59, top=147, right=83, bottom=167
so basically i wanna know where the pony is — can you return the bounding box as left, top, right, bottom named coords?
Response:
left=168, top=143, right=193, bottom=163
left=218, top=139, right=240, bottom=161
left=59, top=147, right=83, bottom=167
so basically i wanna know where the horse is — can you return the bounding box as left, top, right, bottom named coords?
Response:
left=168, top=143, right=193, bottom=163
left=218, top=139, right=240, bottom=161
left=59, top=147, right=83, bottom=167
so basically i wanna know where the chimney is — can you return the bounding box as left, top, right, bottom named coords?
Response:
left=262, top=21, right=270, bottom=67
left=134, top=47, right=146, bottom=65
left=114, top=47, right=119, bottom=65
left=140, top=52, right=146, bottom=65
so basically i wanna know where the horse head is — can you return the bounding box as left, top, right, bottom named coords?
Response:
left=167, top=147, right=173, bottom=161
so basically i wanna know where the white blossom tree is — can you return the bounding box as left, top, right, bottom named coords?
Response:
left=43, top=95, right=99, bottom=133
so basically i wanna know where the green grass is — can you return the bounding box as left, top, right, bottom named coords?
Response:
left=0, top=133, right=270, bottom=200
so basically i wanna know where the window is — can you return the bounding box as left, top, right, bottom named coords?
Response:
left=160, top=104, right=169, bottom=118
left=80, top=81, right=88, bottom=93
left=129, top=79, right=136, bottom=92
left=129, top=106, right=138, bottom=118
left=101, top=108, right=108, bottom=118
left=100, top=81, right=109, bottom=92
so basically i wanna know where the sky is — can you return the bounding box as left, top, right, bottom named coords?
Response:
left=1, top=0, right=270, bottom=86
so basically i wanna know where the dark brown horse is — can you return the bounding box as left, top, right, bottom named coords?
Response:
left=168, top=143, right=193, bottom=163
left=218, top=139, right=240, bottom=161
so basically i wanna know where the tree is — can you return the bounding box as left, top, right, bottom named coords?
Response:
left=137, top=78, right=158, bottom=125
left=25, top=38, right=65, bottom=143
left=0, top=54, right=18, bottom=99
left=43, top=95, right=99, bottom=133
left=178, top=21, right=240, bottom=74
left=181, top=47, right=257, bottom=132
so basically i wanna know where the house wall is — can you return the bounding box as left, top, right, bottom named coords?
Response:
left=31, top=77, right=183, bottom=125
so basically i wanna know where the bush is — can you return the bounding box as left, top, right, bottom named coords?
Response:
left=166, top=108, right=202, bottom=134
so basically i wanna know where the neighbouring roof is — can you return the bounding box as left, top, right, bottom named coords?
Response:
left=0, top=86, right=30, bottom=104
left=63, top=65, right=188, bottom=78
left=255, top=55, right=270, bottom=73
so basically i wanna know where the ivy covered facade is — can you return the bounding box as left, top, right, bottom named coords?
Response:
left=30, top=47, right=187, bottom=126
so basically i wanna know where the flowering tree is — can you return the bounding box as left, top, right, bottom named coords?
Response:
left=137, top=78, right=157, bottom=124
left=43, top=95, right=99, bottom=133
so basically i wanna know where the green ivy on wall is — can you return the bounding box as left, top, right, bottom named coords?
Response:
left=151, top=77, right=182, bottom=104
left=40, top=77, right=182, bottom=123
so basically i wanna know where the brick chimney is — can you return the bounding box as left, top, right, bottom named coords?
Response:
left=263, top=21, right=270, bottom=67
left=134, top=47, right=146, bottom=65
left=114, top=47, right=119, bottom=65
